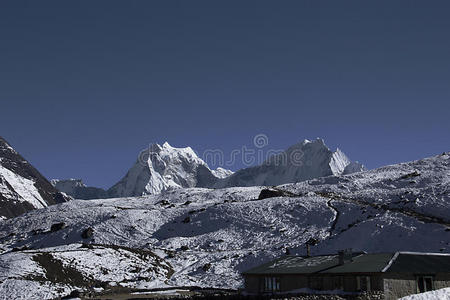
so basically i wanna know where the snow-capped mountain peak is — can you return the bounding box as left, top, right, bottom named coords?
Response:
left=156, top=142, right=205, bottom=165
left=107, top=142, right=229, bottom=197
left=218, top=138, right=366, bottom=187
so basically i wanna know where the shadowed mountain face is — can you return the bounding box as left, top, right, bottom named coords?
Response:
left=0, top=137, right=70, bottom=218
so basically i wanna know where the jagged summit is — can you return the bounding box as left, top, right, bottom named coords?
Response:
left=0, top=136, right=69, bottom=218
left=153, top=141, right=205, bottom=165
left=107, top=142, right=232, bottom=197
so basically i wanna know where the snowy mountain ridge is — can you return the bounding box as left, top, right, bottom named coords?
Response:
left=51, top=178, right=86, bottom=192
left=51, top=179, right=108, bottom=200
left=211, top=167, right=234, bottom=179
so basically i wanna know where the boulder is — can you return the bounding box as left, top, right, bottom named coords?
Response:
left=81, top=227, right=94, bottom=239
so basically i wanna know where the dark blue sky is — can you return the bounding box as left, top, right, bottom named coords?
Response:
left=1, top=1, right=449, bottom=188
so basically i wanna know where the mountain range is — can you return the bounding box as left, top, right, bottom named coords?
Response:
left=51, top=139, right=365, bottom=199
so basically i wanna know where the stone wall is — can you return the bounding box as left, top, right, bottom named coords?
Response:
left=434, top=273, right=450, bottom=290
left=245, top=273, right=450, bottom=300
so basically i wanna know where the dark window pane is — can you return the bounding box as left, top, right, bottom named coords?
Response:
left=361, top=277, right=367, bottom=291
left=263, top=277, right=280, bottom=292
left=425, top=278, right=433, bottom=291
left=418, top=277, right=425, bottom=293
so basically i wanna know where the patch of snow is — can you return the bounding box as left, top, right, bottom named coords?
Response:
left=399, top=287, right=450, bottom=300
left=0, top=166, right=45, bottom=208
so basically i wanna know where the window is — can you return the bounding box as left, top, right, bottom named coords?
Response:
left=417, top=276, right=434, bottom=293
left=356, top=276, right=371, bottom=292
left=263, top=277, right=280, bottom=292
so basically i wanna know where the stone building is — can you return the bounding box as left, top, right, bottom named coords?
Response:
left=242, top=250, right=450, bottom=299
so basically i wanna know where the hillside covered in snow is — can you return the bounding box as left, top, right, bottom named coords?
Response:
left=0, top=151, right=448, bottom=299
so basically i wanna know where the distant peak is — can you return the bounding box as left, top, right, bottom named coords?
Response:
left=162, top=141, right=172, bottom=148
left=212, top=167, right=234, bottom=179
left=51, top=178, right=86, bottom=187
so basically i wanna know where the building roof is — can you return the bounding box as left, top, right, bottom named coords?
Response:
left=242, top=252, right=365, bottom=275
left=384, top=252, right=450, bottom=273
left=242, top=252, right=450, bottom=275
left=322, top=253, right=394, bottom=273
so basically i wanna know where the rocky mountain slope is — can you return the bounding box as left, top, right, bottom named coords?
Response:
left=216, top=138, right=365, bottom=187
left=0, top=137, right=69, bottom=219
left=0, top=151, right=448, bottom=299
